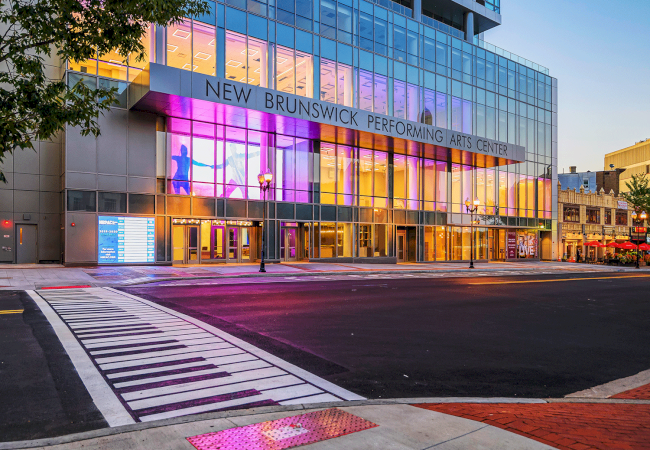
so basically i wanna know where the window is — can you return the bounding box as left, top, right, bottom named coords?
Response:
left=586, top=208, right=600, bottom=224
left=616, top=211, right=628, bottom=226
left=563, top=206, right=579, bottom=222
left=98, top=192, right=127, bottom=213
left=67, top=191, right=96, bottom=212
left=605, top=209, right=612, bottom=225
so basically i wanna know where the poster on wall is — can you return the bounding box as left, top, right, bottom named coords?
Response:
left=518, top=233, right=538, bottom=258
left=507, top=232, right=517, bottom=259
left=98, top=216, right=155, bottom=263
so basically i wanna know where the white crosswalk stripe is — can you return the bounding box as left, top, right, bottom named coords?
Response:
left=34, top=287, right=363, bottom=423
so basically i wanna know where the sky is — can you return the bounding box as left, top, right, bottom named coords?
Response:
left=485, top=0, right=650, bottom=174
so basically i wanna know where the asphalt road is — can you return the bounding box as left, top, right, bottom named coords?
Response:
left=123, top=272, right=650, bottom=400
left=0, top=291, right=107, bottom=442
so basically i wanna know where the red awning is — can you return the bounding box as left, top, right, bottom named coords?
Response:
left=619, top=241, right=637, bottom=250
left=638, top=243, right=650, bottom=251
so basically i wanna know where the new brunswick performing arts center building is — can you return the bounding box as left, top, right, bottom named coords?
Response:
left=1, top=0, right=559, bottom=265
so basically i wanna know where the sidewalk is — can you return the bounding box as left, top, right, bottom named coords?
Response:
left=1, top=261, right=644, bottom=290
left=4, top=396, right=650, bottom=450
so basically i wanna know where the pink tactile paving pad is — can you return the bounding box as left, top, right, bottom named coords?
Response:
left=187, top=408, right=378, bottom=450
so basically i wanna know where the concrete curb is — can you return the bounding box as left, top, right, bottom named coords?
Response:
left=0, top=397, right=546, bottom=449
left=4, top=396, right=649, bottom=448
left=116, top=266, right=630, bottom=287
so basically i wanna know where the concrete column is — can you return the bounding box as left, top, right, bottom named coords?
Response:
left=464, top=11, right=475, bottom=43
left=412, top=0, right=421, bottom=22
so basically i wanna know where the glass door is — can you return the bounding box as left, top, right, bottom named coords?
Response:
left=282, top=228, right=298, bottom=261
left=172, top=224, right=200, bottom=264
left=227, top=227, right=238, bottom=262
left=187, top=226, right=199, bottom=263
left=211, top=225, right=226, bottom=260
left=241, top=228, right=251, bottom=262
left=396, top=230, right=406, bottom=262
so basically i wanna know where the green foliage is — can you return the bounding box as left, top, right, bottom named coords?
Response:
left=621, top=174, right=650, bottom=216
left=0, top=0, right=209, bottom=182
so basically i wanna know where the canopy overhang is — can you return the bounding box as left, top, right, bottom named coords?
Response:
left=129, top=64, right=526, bottom=167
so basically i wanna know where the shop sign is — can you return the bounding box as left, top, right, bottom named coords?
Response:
left=507, top=232, right=517, bottom=259
left=617, top=200, right=628, bottom=210
left=633, top=227, right=647, bottom=233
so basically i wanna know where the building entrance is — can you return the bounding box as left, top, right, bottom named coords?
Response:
left=172, top=219, right=256, bottom=264
left=16, top=224, right=37, bottom=264
left=488, top=229, right=506, bottom=261
left=280, top=223, right=308, bottom=262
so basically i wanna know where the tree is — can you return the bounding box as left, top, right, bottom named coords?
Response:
left=0, top=0, right=209, bottom=182
left=621, top=174, right=650, bottom=217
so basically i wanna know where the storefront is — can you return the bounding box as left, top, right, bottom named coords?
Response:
left=171, top=218, right=257, bottom=264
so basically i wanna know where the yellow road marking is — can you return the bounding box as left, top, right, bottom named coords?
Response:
left=469, top=275, right=650, bottom=285
left=0, top=310, right=24, bottom=314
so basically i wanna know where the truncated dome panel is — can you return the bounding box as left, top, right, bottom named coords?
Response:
left=187, top=408, right=377, bottom=450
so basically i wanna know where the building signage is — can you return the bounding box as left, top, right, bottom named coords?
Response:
left=202, top=78, right=518, bottom=159
left=617, top=200, right=628, bottom=210
left=131, top=64, right=526, bottom=163
left=507, top=231, right=517, bottom=259
left=98, top=216, right=155, bottom=263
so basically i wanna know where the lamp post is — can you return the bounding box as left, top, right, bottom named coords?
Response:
left=465, top=197, right=480, bottom=269
left=258, top=169, right=273, bottom=273
left=631, top=210, right=648, bottom=269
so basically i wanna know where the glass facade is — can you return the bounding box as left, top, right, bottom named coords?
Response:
left=66, top=0, right=556, bottom=264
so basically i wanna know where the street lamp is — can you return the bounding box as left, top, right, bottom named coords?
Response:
left=465, top=197, right=480, bottom=269
left=258, top=169, right=273, bottom=273
left=631, top=210, right=648, bottom=269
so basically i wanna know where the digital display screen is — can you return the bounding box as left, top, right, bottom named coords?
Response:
left=98, top=216, right=155, bottom=263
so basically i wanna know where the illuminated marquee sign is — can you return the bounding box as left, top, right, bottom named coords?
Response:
left=98, top=216, right=155, bottom=263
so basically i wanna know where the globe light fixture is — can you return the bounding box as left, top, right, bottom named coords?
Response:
left=258, top=169, right=273, bottom=273
left=465, top=197, right=480, bottom=269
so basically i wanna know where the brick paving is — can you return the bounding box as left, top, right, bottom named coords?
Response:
left=611, top=383, right=650, bottom=400
left=415, top=403, right=650, bottom=450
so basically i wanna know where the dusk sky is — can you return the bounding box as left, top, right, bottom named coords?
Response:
left=486, top=0, right=650, bottom=174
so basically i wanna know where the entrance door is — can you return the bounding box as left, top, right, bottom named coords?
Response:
left=396, top=230, right=406, bottom=262
left=172, top=225, right=200, bottom=264
left=16, top=224, right=37, bottom=263
left=227, top=227, right=238, bottom=262
left=281, top=228, right=298, bottom=261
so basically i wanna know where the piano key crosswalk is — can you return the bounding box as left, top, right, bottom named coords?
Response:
left=32, top=287, right=362, bottom=423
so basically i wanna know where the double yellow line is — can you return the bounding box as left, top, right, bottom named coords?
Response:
left=0, top=309, right=24, bottom=314
left=470, top=274, right=650, bottom=285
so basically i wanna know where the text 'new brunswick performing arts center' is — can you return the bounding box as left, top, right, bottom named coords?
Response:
left=0, top=0, right=558, bottom=265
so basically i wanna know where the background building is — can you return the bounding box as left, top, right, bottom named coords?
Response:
left=604, top=139, right=650, bottom=194
left=558, top=184, right=635, bottom=261
left=0, top=0, right=558, bottom=265
left=558, top=166, right=626, bottom=196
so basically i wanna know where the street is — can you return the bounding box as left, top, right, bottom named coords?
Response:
left=122, top=272, right=650, bottom=399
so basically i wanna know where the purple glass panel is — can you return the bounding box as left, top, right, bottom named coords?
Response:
left=192, top=182, right=215, bottom=197
left=169, top=133, right=191, bottom=195
left=276, top=135, right=295, bottom=202
left=337, top=145, right=355, bottom=206
left=295, top=138, right=311, bottom=203
left=407, top=83, right=420, bottom=122
left=407, top=156, right=419, bottom=210
left=225, top=127, right=246, bottom=199
left=436, top=161, right=447, bottom=212
left=247, top=131, right=267, bottom=200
